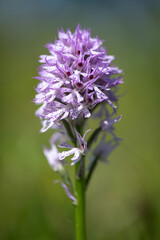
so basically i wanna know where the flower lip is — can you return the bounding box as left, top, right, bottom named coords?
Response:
left=57, top=129, right=91, bottom=165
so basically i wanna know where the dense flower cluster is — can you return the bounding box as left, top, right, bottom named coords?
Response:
left=34, top=26, right=123, bottom=202
left=34, top=25, right=123, bottom=132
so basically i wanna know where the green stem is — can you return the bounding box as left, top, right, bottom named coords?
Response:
left=61, top=119, right=76, bottom=144
left=87, top=126, right=102, bottom=149
left=85, top=155, right=99, bottom=189
left=75, top=158, right=87, bottom=240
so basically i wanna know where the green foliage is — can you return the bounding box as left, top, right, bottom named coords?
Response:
left=1, top=1, right=160, bottom=239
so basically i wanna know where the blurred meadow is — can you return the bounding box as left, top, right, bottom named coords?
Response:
left=1, top=0, right=160, bottom=239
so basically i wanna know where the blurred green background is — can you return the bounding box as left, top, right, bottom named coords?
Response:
left=1, top=0, right=160, bottom=239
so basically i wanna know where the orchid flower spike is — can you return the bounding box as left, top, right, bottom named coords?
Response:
left=33, top=25, right=123, bottom=132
